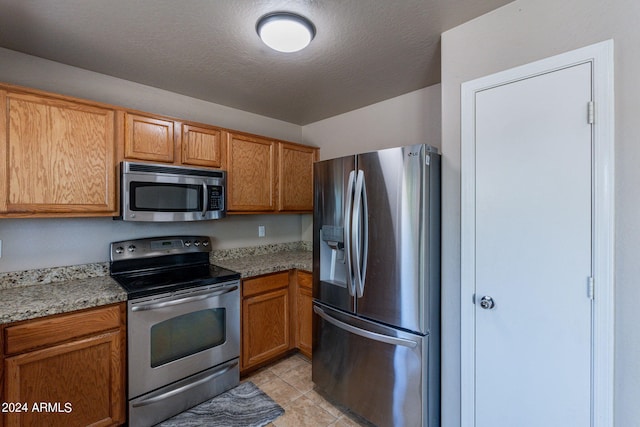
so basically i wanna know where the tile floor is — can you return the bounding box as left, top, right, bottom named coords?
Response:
left=243, top=353, right=375, bottom=427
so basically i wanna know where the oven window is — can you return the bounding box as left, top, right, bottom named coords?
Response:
left=150, top=308, right=226, bottom=367
left=131, top=182, right=202, bottom=212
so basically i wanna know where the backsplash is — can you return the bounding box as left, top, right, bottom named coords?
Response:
left=0, top=241, right=312, bottom=290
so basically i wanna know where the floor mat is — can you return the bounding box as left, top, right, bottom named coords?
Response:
left=156, top=381, right=284, bottom=427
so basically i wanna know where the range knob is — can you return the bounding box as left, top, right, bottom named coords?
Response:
left=115, top=246, right=124, bottom=254
left=202, top=240, right=209, bottom=247
left=184, top=241, right=191, bottom=247
left=194, top=240, right=201, bottom=247
left=127, top=245, right=136, bottom=252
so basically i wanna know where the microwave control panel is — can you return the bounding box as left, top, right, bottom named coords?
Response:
left=209, top=185, right=224, bottom=210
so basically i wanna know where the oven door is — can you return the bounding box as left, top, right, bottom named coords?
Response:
left=128, top=281, right=240, bottom=399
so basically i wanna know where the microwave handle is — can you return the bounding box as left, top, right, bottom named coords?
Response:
left=201, top=183, right=208, bottom=217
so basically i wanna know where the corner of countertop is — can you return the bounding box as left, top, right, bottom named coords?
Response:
left=210, top=241, right=312, bottom=278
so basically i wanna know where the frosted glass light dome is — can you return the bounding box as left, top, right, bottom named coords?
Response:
left=257, top=12, right=316, bottom=53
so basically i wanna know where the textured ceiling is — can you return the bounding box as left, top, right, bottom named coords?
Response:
left=0, top=0, right=513, bottom=125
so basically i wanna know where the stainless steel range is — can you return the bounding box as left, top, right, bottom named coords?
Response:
left=109, top=235, right=241, bottom=427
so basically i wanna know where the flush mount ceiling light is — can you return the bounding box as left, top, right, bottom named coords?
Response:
left=256, top=12, right=316, bottom=53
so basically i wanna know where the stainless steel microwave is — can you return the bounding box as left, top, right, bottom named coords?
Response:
left=118, top=161, right=226, bottom=222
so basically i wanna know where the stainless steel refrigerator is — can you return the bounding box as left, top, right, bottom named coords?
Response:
left=312, top=144, right=440, bottom=427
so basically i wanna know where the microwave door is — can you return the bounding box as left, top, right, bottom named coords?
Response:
left=124, top=174, right=221, bottom=222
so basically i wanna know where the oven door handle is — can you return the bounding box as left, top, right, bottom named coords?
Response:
left=131, top=359, right=239, bottom=408
left=131, top=285, right=238, bottom=312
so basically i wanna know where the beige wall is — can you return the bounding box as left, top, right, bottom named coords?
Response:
left=302, top=84, right=441, bottom=160
left=0, top=215, right=302, bottom=272
left=300, top=84, right=442, bottom=251
left=441, top=0, right=640, bottom=425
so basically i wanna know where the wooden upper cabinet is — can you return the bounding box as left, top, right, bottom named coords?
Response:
left=182, top=124, right=225, bottom=168
left=124, top=114, right=226, bottom=169
left=0, top=90, right=118, bottom=215
left=278, top=142, right=318, bottom=212
left=0, top=82, right=318, bottom=218
left=226, top=132, right=277, bottom=212
left=124, top=112, right=176, bottom=163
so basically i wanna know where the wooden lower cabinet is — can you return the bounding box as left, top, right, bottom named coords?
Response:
left=1, top=303, right=126, bottom=427
left=241, top=272, right=291, bottom=372
left=240, top=270, right=314, bottom=374
left=295, top=271, right=313, bottom=359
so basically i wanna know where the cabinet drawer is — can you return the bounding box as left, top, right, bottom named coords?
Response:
left=242, top=272, right=290, bottom=298
left=4, top=304, right=122, bottom=355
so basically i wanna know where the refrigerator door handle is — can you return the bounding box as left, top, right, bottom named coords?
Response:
left=352, top=170, right=369, bottom=298
left=344, top=170, right=357, bottom=297
left=314, top=306, right=418, bottom=349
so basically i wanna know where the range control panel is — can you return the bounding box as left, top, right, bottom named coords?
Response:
left=110, top=235, right=211, bottom=262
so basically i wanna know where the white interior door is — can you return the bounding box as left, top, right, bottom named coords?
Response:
left=473, top=62, right=593, bottom=426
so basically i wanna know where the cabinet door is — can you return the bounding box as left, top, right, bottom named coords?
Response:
left=242, top=288, right=290, bottom=370
left=1, top=91, right=117, bottom=215
left=278, top=143, right=318, bottom=212
left=125, top=112, right=176, bottom=163
left=226, top=132, right=276, bottom=212
left=182, top=124, right=225, bottom=168
left=4, top=331, right=125, bottom=427
left=296, top=271, right=313, bottom=358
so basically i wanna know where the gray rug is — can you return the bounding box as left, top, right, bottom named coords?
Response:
left=156, top=381, right=284, bottom=427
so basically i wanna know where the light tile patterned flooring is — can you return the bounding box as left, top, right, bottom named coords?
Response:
left=243, top=353, right=374, bottom=427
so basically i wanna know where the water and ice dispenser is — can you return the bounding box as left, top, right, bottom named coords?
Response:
left=319, top=225, right=347, bottom=286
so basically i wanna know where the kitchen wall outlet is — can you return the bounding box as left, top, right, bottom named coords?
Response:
left=258, top=225, right=266, bottom=238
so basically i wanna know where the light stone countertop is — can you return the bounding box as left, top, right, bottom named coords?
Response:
left=212, top=249, right=312, bottom=278
left=0, top=268, right=127, bottom=324
left=0, top=242, right=311, bottom=325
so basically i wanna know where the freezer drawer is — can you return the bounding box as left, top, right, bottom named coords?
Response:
left=312, top=303, right=439, bottom=427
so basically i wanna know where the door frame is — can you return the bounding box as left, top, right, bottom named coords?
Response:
left=460, top=40, right=614, bottom=427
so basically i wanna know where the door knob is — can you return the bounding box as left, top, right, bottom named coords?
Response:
left=479, top=295, right=495, bottom=310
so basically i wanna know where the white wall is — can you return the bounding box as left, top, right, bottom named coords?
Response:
left=0, top=48, right=305, bottom=273
left=303, top=85, right=441, bottom=160
left=441, top=1, right=640, bottom=425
